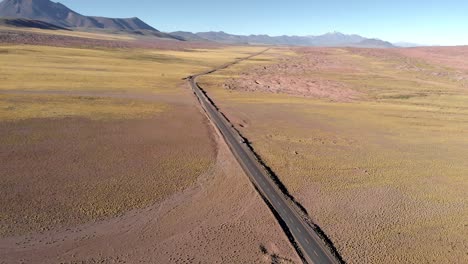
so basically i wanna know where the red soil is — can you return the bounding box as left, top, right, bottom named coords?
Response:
left=395, top=46, right=468, bottom=72
left=224, top=48, right=361, bottom=101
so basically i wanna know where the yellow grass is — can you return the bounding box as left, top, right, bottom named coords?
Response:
left=0, top=94, right=167, bottom=121
left=0, top=43, right=266, bottom=236
left=0, top=45, right=265, bottom=93
left=0, top=45, right=266, bottom=120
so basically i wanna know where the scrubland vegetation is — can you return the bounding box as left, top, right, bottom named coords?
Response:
left=199, top=47, right=468, bottom=263
left=0, top=43, right=265, bottom=236
left=0, top=45, right=263, bottom=93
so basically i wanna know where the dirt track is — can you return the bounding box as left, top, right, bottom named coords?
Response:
left=0, top=92, right=298, bottom=262
left=0, top=129, right=298, bottom=263
left=0, top=105, right=215, bottom=236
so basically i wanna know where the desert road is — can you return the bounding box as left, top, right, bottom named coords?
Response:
left=186, top=51, right=339, bottom=264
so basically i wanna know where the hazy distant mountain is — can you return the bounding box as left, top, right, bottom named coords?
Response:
left=0, top=0, right=163, bottom=33
left=179, top=31, right=312, bottom=45
left=169, top=31, right=210, bottom=42
left=353, top=38, right=395, bottom=48
left=308, top=31, right=366, bottom=46
left=171, top=30, right=395, bottom=48
left=393, top=41, right=423, bottom=47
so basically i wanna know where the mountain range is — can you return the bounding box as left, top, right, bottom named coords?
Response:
left=393, top=41, right=423, bottom=47
left=0, top=0, right=399, bottom=48
left=0, top=0, right=185, bottom=39
left=0, top=0, right=159, bottom=30
left=171, top=31, right=395, bottom=48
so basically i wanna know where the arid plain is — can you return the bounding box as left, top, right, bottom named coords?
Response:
left=199, top=46, right=468, bottom=263
left=2, top=0, right=467, bottom=263
left=1, top=23, right=468, bottom=264
left=0, top=29, right=298, bottom=263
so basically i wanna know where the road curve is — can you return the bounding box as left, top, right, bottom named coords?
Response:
left=187, top=50, right=339, bottom=264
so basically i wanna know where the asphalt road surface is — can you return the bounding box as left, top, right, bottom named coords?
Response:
left=187, top=50, right=339, bottom=264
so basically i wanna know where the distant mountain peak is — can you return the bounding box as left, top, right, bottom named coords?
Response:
left=393, top=41, right=423, bottom=47
left=0, top=0, right=158, bottom=32
left=325, top=31, right=344, bottom=35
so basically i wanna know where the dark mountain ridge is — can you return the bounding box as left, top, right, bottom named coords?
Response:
left=0, top=17, right=68, bottom=30
left=0, top=0, right=157, bottom=32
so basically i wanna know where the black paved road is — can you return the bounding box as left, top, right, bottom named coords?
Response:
left=187, top=51, right=339, bottom=264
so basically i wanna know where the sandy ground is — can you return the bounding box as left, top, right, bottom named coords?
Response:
left=0, top=128, right=299, bottom=263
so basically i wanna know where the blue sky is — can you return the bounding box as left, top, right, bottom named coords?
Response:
left=59, top=0, right=468, bottom=45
